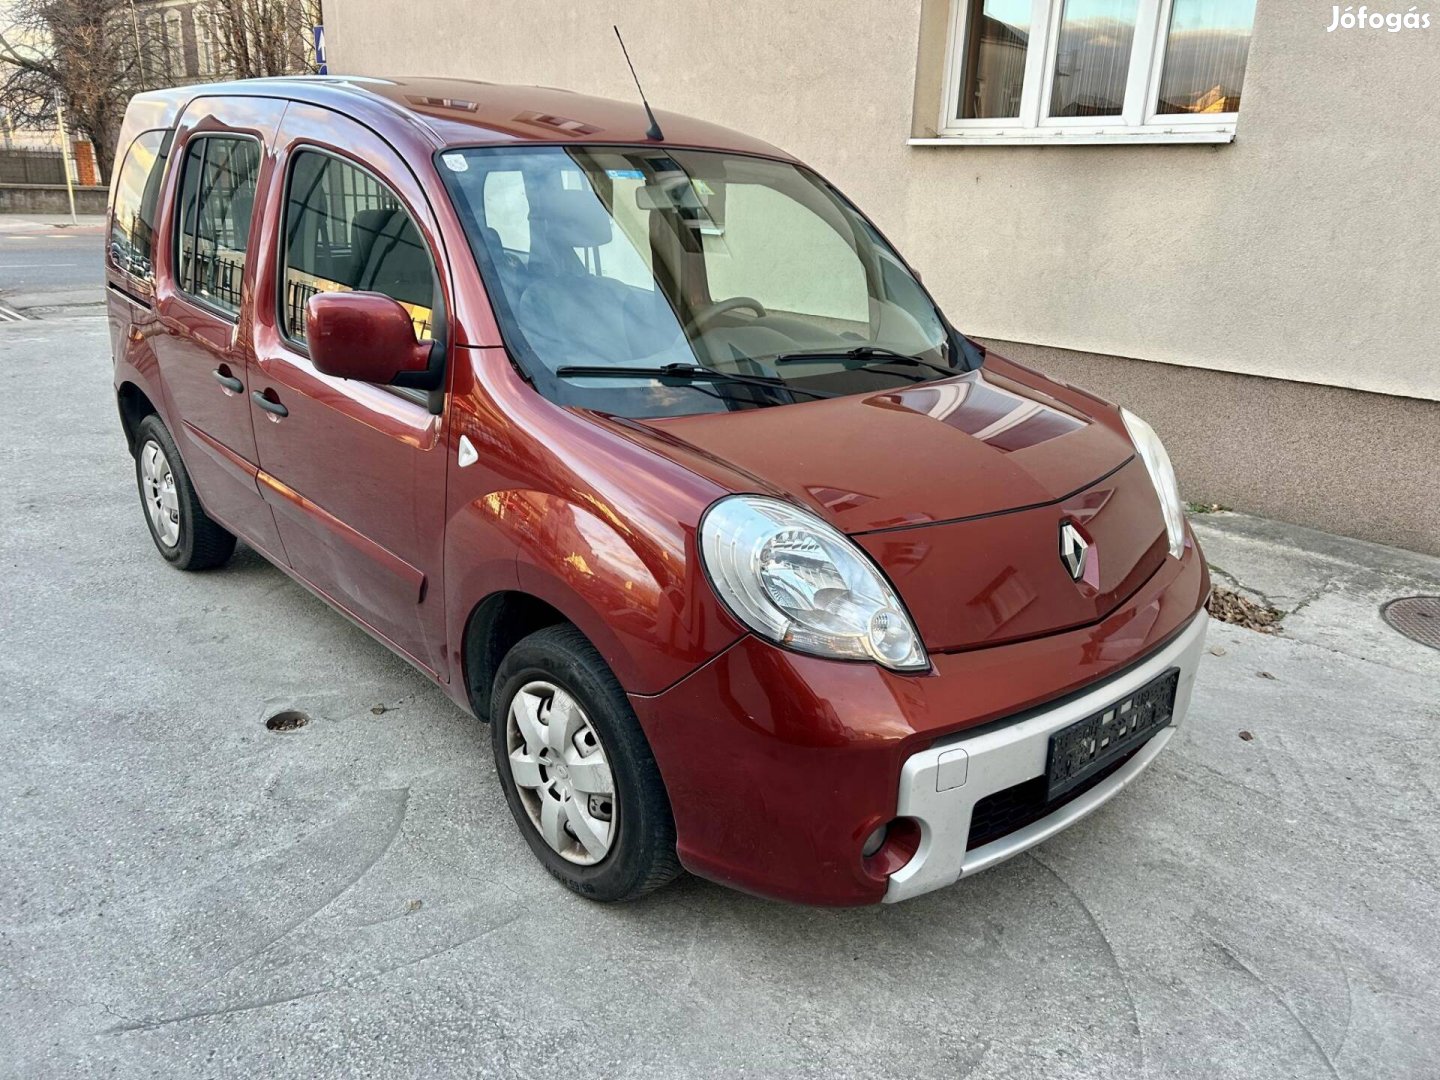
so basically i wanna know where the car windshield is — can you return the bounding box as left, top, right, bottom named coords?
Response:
left=438, top=145, right=975, bottom=418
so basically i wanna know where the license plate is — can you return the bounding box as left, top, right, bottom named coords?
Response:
left=1045, top=669, right=1180, bottom=801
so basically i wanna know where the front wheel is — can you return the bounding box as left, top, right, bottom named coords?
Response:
left=490, top=625, right=681, bottom=902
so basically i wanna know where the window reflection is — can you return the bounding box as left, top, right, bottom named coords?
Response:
left=1155, top=0, right=1256, bottom=114
left=958, top=0, right=1032, bottom=119
left=1048, top=0, right=1140, bottom=118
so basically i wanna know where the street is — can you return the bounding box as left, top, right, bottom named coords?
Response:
left=2, top=313, right=1439, bottom=1078
left=0, top=215, right=105, bottom=319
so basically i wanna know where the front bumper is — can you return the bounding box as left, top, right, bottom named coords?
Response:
left=630, top=543, right=1209, bottom=906
left=884, top=610, right=1208, bottom=902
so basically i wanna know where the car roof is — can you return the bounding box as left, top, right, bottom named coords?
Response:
left=126, top=75, right=794, bottom=161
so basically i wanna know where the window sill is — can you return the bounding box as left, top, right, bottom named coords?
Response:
left=909, top=126, right=1235, bottom=147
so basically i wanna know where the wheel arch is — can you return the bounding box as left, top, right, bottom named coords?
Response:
left=116, top=380, right=159, bottom=455
left=461, top=590, right=571, bottom=722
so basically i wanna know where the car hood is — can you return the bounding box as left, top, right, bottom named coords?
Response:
left=592, top=357, right=1171, bottom=651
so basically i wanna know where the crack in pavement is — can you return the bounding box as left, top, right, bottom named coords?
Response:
left=1201, top=928, right=1343, bottom=1080
left=103, top=910, right=524, bottom=1035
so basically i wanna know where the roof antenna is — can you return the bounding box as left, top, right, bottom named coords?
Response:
left=614, top=26, right=665, bottom=142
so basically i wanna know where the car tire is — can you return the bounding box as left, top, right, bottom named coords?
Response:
left=133, top=414, right=236, bottom=571
left=490, top=624, right=682, bottom=902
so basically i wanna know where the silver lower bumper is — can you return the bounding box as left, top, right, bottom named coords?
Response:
left=883, top=611, right=1209, bottom=903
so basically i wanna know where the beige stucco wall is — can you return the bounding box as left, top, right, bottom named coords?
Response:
left=326, top=0, right=1440, bottom=403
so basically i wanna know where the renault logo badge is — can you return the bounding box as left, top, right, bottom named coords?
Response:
left=1059, top=522, right=1090, bottom=582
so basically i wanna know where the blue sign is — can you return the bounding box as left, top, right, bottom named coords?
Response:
left=313, top=26, right=327, bottom=74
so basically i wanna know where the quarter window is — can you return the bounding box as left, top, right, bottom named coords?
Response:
left=175, top=136, right=261, bottom=317
left=109, top=129, right=172, bottom=287
left=939, top=0, right=1255, bottom=143
left=281, top=151, right=437, bottom=344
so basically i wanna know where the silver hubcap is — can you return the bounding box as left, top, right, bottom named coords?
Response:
left=139, top=439, right=181, bottom=547
left=506, top=680, right=616, bottom=865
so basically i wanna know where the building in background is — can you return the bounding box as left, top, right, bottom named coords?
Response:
left=1, top=0, right=321, bottom=186
left=320, top=0, right=1438, bottom=555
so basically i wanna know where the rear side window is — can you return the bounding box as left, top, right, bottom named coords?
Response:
left=174, top=136, right=261, bottom=318
left=109, top=130, right=172, bottom=286
left=281, top=150, right=436, bottom=344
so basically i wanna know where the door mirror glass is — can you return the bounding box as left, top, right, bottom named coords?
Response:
left=305, top=291, right=432, bottom=385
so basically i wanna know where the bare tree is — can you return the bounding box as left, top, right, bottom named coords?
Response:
left=0, top=0, right=154, bottom=181
left=203, top=0, right=320, bottom=80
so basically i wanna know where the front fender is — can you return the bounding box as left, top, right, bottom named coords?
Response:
left=494, top=490, right=742, bottom=696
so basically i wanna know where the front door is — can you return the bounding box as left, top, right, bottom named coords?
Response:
left=248, top=105, right=450, bottom=677
left=151, top=97, right=285, bottom=560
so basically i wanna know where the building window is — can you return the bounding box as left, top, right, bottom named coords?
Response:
left=932, top=0, right=1255, bottom=144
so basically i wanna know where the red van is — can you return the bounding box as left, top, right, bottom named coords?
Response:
left=106, top=76, right=1209, bottom=906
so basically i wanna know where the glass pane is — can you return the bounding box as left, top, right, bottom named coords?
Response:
left=283, top=153, right=435, bottom=342
left=438, top=147, right=955, bottom=419
left=174, top=140, right=204, bottom=295
left=1048, top=0, right=1140, bottom=117
left=958, top=1, right=1033, bottom=119
left=702, top=184, right=868, bottom=324
left=1156, top=0, right=1256, bottom=114
left=192, top=139, right=260, bottom=316
left=109, top=130, right=169, bottom=283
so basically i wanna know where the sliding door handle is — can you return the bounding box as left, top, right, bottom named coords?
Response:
left=251, top=390, right=289, bottom=418
left=212, top=368, right=243, bottom=393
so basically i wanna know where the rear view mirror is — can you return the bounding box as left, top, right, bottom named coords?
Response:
left=306, top=292, right=432, bottom=385
left=635, top=180, right=706, bottom=211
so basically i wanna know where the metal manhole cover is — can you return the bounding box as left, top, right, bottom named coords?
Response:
left=1381, top=596, right=1440, bottom=650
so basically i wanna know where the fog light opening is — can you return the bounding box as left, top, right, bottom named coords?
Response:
left=861, top=824, right=888, bottom=858
left=862, top=817, right=922, bottom=879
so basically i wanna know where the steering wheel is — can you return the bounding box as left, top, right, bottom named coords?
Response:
left=688, top=296, right=767, bottom=328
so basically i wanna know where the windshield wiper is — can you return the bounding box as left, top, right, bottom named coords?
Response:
left=554, top=363, right=838, bottom=399
left=772, top=346, right=961, bottom=379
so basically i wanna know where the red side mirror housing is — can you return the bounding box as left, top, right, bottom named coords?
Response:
left=305, top=292, right=432, bottom=385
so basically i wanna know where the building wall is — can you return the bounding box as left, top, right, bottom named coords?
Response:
left=325, top=0, right=1440, bottom=552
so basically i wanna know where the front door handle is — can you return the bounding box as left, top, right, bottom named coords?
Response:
left=212, top=368, right=243, bottom=393
left=252, top=389, right=289, bottom=418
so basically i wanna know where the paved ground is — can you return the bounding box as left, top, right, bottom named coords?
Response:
left=0, top=215, right=105, bottom=319
left=2, top=315, right=1439, bottom=1079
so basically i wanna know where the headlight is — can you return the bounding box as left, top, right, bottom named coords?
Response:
left=1121, top=409, right=1186, bottom=560
left=699, top=495, right=929, bottom=672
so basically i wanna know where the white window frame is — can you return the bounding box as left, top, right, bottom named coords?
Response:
left=914, top=0, right=1245, bottom=147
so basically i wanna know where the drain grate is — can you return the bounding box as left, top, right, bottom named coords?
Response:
left=1381, top=596, right=1440, bottom=651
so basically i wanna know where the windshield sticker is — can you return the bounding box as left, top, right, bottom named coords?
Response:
left=441, top=153, right=469, bottom=172
left=606, top=168, right=645, bottom=179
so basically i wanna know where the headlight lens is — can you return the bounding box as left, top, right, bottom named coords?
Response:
left=1121, top=408, right=1186, bottom=560
left=699, top=495, right=929, bottom=672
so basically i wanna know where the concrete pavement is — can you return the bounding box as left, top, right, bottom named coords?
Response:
left=2, top=315, right=1438, bottom=1078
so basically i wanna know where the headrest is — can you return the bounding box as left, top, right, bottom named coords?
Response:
left=531, top=189, right=613, bottom=249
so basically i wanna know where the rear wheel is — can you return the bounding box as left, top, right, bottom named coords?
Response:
left=491, top=625, right=681, bottom=901
left=133, top=414, right=235, bottom=571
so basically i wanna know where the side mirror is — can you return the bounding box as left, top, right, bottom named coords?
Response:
left=305, top=291, right=432, bottom=385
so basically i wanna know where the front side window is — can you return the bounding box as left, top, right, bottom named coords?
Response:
left=440, top=146, right=970, bottom=419
left=940, top=0, right=1256, bottom=142
left=175, top=136, right=260, bottom=316
left=281, top=151, right=436, bottom=344
left=109, top=129, right=172, bottom=286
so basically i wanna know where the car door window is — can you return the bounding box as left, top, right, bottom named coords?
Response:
left=282, top=150, right=437, bottom=344
left=109, top=129, right=172, bottom=288
left=174, top=135, right=260, bottom=317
